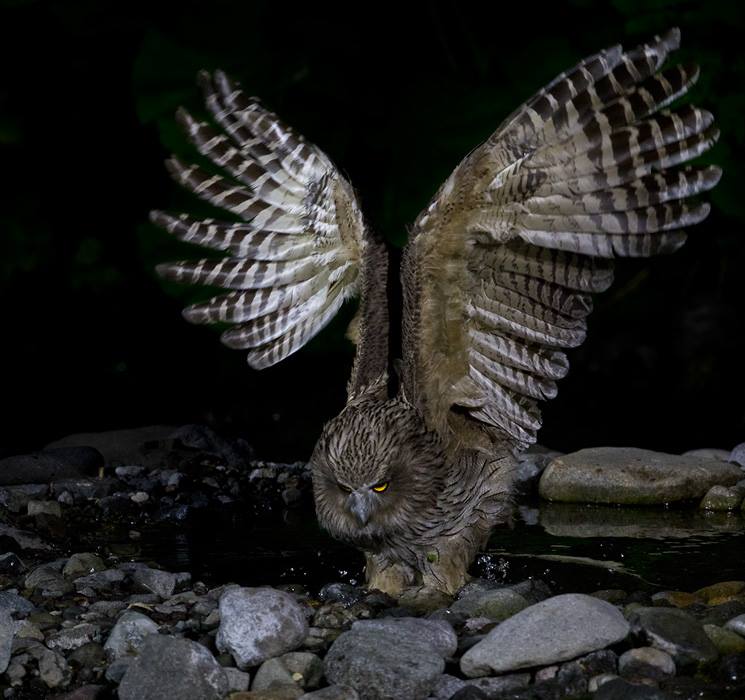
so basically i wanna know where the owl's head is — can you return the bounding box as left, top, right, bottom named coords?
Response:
left=311, top=396, right=445, bottom=545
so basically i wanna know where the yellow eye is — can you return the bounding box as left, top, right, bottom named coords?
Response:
left=372, top=481, right=389, bottom=493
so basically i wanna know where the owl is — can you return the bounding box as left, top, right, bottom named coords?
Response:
left=152, top=28, right=719, bottom=598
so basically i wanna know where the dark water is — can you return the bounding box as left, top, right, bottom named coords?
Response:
left=136, top=500, right=745, bottom=594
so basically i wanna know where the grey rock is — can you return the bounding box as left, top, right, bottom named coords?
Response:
left=15, top=619, right=43, bottom=641
left=105, top=657, right=132, bottom=683
left=216, top=586, right=309, bottom=669
left=351, top=617, right=457, bottom=658
left=0, top=523, right=52, bottom=551
left=69, top=641, right=106, bottom=668
left=84, top=600, right=127, bottom=620
left=0, top=590, right=35, bottom=618
left=683, top=448, right=731, bottom=461
left=325, top=625, right=444, bottom=700
left=593, top=677, right=668, bottom=699
left=50, top=477, right=118, bottom=500
left=63, top=552, right=106, bottom=579
left=618, top=646, right=676, bottom=680
left=729, top=442, right=745, bottom=468
left=46, top=623, right=100, bottom=652
left=699, top=485, right=743, bottom=511
left=300, top=687, right=359, bottom=700
left=104, top=610, right=159, bottom=659
left=703, top=624, right=745, bottom=654
left=319, top=583, right=364, bottom=607
left=0, top=612, right=13, bottom=674
left=24, top=562, right=72, bottom=597
left=282, top=651, right=324, bottom=688
left=724, top=613, right=745, bottom=637
left=0, top=446, right=102, bottom=485
left=225, top=666, right=252, bottom=692
left=460, top=593, right=630, bottom=677
left=33, top=646, right=72, bottom=688
left=429, top=674, right=466, bottom=699
left=74, top=568, right=125, bottom=594
left=125, top=563, right=178, bottom=599
left=464, top=674, right=530, bottom=697
left=118, top=635, right=228, bottom=700
left=470, top=589, right=529, bottom=621
left=253, top=656, right=298, bottom=691
left=27, top=499, right=62, bottom=517
left=629, top=607, right=718, bottom=667
left=46, top=425, right=176, bottom=467
left=539, top=447, right=744, bottom=504
left=0, top=483, right=48, bottom=512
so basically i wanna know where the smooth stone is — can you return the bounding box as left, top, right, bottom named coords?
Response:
left=470, top=589, right=529, bottom=621
left=299, top=686, right=359, bottom=699
left=650, top=591, right=700, bottom=608
left=46, top=425, right=177, bottom=467
left=34, top=646, right=72, bottom=688
left=50, top=477, right=118, bottom=500
left=0, top=447, right=102, bottom=485
left=0, top=612, right=13, bottom=674
left=593, top=678, right=668, bottom=699
left=694, top=581, right=745, bottom=602
left=700, top=600, right=745, bottom=626
left=683, top=448, right=731, bottom=461
left=24, top=562, right=73, bottom=597
left=216, top=587, right=309, bottom=669
left=118, top=634, right=228, bottom=700
left=74, top=568, right=125, bottom=594
left=351, top=617, right=457, bottom=658
left=225, top=667, right=252, bottom=692
left=27, top=499, right=62, bottom=517
left=724, top=613, right=745, bottom=637
left=128, top=564, right=178, bottom=599
left=618, top=646, right=676, bottom=680
left=699, top=485, right=743, bottom=511
left=281, top=652, right=323, bottom=689
left=460, top=594, right=629, bottom=677
left=324, top=626, right=444, bottom=700
left=103, top=610, right=159, bottom=659
left=252, top=657, right=297, bottom=691
left=63, top=552, right=106, bottom=579
left=0, top=484, right=48, bottom=512
left=703, top=624, right=745, bottom=654
left=15, top=620, right=43, bottom=641
left=105, top=657, right=131, bottom=683
left=629, top=607, right=718, bottom=667
left=729, top=442, right=745, bottom=468
left=538, top=447, right=744, bottom=504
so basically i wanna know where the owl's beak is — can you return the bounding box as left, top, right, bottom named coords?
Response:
left=347, top=490, right=373, bottom=527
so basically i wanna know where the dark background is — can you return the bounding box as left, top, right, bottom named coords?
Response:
left=1, top=0, right=743, bottom=460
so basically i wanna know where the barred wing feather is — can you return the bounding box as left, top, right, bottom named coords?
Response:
left=153, top=71, right=367, bottom=370
left=401, top=28, right=721, bottom=451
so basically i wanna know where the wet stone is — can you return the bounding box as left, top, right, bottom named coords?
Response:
left=46, top=623, right=100, bottom=652
left=729, top=441, right=745, bottom=468
left=694, top=580, right=745, bottom=602
left=0, top=552, right=25, bottom=576
left=351, top=617, right=457, bottom=658
left=651, top=591, right=700, bottom=608
left=703, top=624, right=745, bottom=654
left=62, top=552, right=106, bottom=579
left=118, top=634, right=228, bottom=700
left=225, top=666, right=252, bottom=692
left=252, top=657, right=298, bottom=691
left=469, top=588, right=529, bottom=621
left=460, top=594, right=629, bottom=677
left=318, top=583, right=364, bottom=607
left=629, top=607, right=719, bottom=667
left=298, top=686, right=359, bottom=699
left=216, top=586, right=309, bottom=669
left=74, top=568, right=125, bottom=594
left=593, top=678, right=668, bottom=699
left=619, top=646, right=676, bottom=680
left=700, top=485, right=744, bottom=510
left=104, top=609, right=159, bottom=659
left=725, top=613, right=745, bottom=637
left=0, top=612, right=13, bottom=674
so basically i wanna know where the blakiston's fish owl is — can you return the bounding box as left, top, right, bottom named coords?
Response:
left=152, top=29, right=720, bottom=597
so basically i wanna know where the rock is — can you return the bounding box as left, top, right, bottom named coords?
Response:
left=460, top=593, right=629, bottom=677
left=253, top=657, right=298, bottom=691
left=50, top=477, right=118, bottom=500
left=428, top=674, right=466, bottom=699
left=63, top=552, right=107, bottom=579
left=0, top=446, right=102, bottom=485
left=449, top=688, right=487, bottom=700
left=281, top=652, right=324, bottom=689
left=650, top=591, right=700, bottom=608
left=0, top=483, right=48, bottom=512
left=0, top=612, right=13, bottom=674
left=465, top=674, right=531, bottom=697
left=15, top=619, right=43, bottom=641
left=703, top=624, right=745, bottom=654
left=700, top=599, right=745, bottom=626
left=725, top=613, right=745, bottom=637
left=318, top=583, right=364, bottom=607
left=538, top=447, right=744, bottom=504
left=24, top=562, right=73, bottom=597
left=699, top=485, right=743, bottom=511
left=470, top=588, right=529, bottom=621
left=118, top=635, right=228, bottom=700
left=54, top=685, right=106, bottom=700
left=238, top=688, right=304, bottom=700
left=694, top=580, right=745, bottom=602
left=46, top=425, right=177, bottom=467
left=324, top=625, right=444, bottom=700
left=618, top=647, right=676, bottom=680
left=27, top=499, right=62, bottom=517
left=299, top=687, right=359, bottom=700
left=225, top=667, right=252, bottom=692
left=104, top=610, right=159, bottom=659
left=729, top=442, right=745, bottom=468
left=74, top=568, right=125, bottom=594
left=629, top=607, right=718, bottom=667
left=351, top=617, right=457, bottom=658
left=126, top=564, right=178, bottom=599
left=216, top=586, right=309, bottom=669
left=0, top=523, right=52, bottom=551
left=593, top=678, right=668, bottom=699
left=33, top=646, right=72, bottom=688
left=69, top=641, right=106, bottom=668
left=0, top=591, right=35, bottom=618
left=0, top=552, right=25, bottom=575
left=683, top=448, right=731, bottom=461
left=716, top=653, right=745, bottom=683
left=46, top=623, right=100, bottom=652
left=105, top=657, right=132, bottom=683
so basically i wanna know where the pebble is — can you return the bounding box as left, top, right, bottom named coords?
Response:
left=118, top=634, right=228, bottom=700
left=618, top=646, right=676, bottom=680
left=324, top=624, right=444, bottom=700
left=629, top=607, right=719, bottom=667
left=699, top=485, right=744, bottom=510
left=103, top=609, right=159, bottom=659
left=538, top=447, right=744, bottom=504
left=252, top=656, right=298, bottom=691
left=460, top=594, right=630, bottom=677
left=216, top=586, right=309, bottom=669
left=468, top=588, right=529, bottom=621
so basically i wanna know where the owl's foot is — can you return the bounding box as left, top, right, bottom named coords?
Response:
left=364, top=554, right=417, bottom=598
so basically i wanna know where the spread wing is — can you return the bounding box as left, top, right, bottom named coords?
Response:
left=401, top=28, right=721, bottom=452
left=152, top=71, right=387, bottom=392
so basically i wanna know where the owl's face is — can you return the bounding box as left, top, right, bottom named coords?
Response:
left=311, top=397, right=445, bottom=548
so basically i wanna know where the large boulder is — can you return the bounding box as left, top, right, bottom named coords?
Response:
left=539, top=448, right=743, bottom=505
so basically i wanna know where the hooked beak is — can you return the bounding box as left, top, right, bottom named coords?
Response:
left=347, top=490, right=373, bottom=527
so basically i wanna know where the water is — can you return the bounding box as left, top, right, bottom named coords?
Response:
left=135, top=500, right=745, bottom=594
